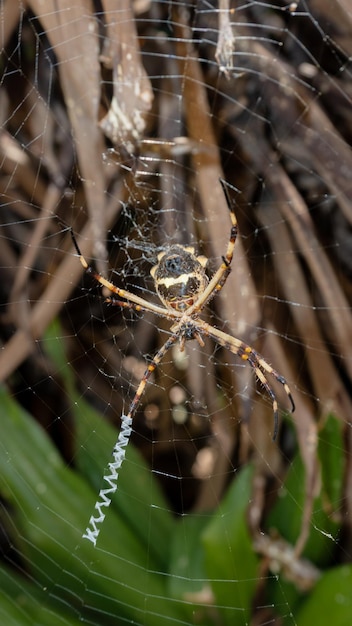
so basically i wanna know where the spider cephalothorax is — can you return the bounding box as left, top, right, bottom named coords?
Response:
left=150, top=245, right=208, bottom=312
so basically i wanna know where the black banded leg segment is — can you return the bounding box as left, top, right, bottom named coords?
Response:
left=213, top=179, right=239, bottom=292
left=70, top=228, right=129, bottom=299
left=125, top=333, right=180, bottom=421
left=240, top=346, right=295, bottom=440
left=201, top=324, right=294, bottom=440
left=230, top=343, right=278, bottom=440
left=246, top=354, right=280, bottom=440
left=105, top=297, right=178, bottom=322
left=190, top=180, right=239, bottom=313
left=105, top=297, right=151, bottom=315
left=70, top=227, right=177, bottom=318
left=219, top=178, right=239, bottom=267
left=254, top=354, right=295, bottom=414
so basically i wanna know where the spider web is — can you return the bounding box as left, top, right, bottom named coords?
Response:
left=0, top=1, right=351, bottom=624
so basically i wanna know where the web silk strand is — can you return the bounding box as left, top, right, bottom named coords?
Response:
left=82, top=414, right=133, bottom=546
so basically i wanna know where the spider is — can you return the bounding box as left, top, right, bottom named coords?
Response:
left=72, top=179, right=295, bottom=546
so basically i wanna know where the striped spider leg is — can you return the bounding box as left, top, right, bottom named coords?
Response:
left=187, top=319, right=295, bottom=441
left=71, top=178, right=294, bottom=546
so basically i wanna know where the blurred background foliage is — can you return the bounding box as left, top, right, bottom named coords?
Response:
left=0, top=1, right=352, bottom=624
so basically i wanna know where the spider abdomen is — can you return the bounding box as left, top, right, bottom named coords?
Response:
left=150, top=244, right=209, bottom=312
left=157, top=277, right=202, bottom=312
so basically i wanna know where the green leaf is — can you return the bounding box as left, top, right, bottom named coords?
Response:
left=0, top=564, right=83, bottom=626
left=168, top=514, right=215, bottom=625
left=43, top=318, right=175, bottom=569
left=0, top=386, right=188, bottom=625
left=74, top=395, right=175, bottom=570
left=266, top=454, right=340, bottom=567
left=296, top=565, right=352, bottom=626
left=202, top=465, right=259, bottom=626
left=318, top=413, right=345, bottom=510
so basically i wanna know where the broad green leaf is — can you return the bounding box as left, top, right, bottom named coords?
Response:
left=266, top=454, right=340, bottom=567
left=169, top=514, right=215, bottom=625
left=43, top=319, right=175, bottom=569
left=318, top=413, right=344, bottom=510
left=0, top=564, right=83, bottom=626
left=296, top=565, right=352, bottom=626
left=74, top=395, right=175, bottom=570
left=202, top=465, right=259, bottom=626
left=0, top=386, right=188, bottom=625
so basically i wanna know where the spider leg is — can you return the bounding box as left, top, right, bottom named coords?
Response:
left=195, top=319, right=295, bottom=440
left=83, top=331, right=180, bottom=546
left=253, top=355, right=295, bottom=414
left=104, top=297, right=152, bottom=314
left=189, top=178, right=238, bottom=314
left=246, top=355, right=280, bottom=440
left=125, top=332, right=179, bottom=421
left=105, top=296, right=181, bottom=322
left=70, top=228, right=180, bottom=319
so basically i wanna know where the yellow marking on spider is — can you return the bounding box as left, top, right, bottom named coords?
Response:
left=284, top=383, right=291, bottom=398
left=135, top=382, right=145, bottom=395
left=242, top=347, right=252, bottom=360
left=156, top=272, right=199, bottom=289
left=79, top=255, right=89, bottom=270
